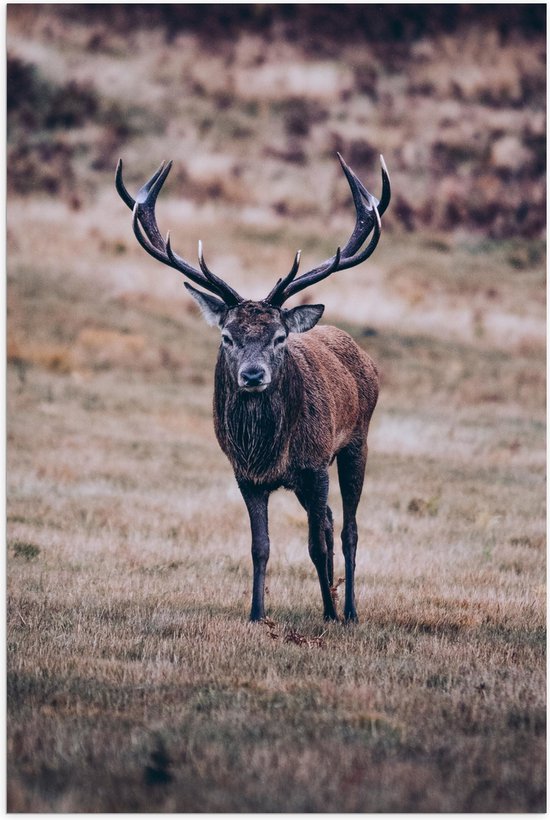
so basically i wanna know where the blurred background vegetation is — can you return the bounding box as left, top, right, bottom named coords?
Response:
left=7, top=3, right=546, bottom=238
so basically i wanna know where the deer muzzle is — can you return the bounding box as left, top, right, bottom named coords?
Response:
left=238, top=365, right=270, bottom=392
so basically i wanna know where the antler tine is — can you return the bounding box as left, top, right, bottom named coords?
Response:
left=134, top=161, right=169, bottom=203
left=116, top=160, right=243, bottom=305
left=116, top=159, right=170, bottom=215
left=115, top=159, right=135, bottom=210
left=132, top=208, right=223, bottom=297
left=197, top=240, right=242, bottom=306
left=165, top=234, right=241, bottom=304
left=271, top=247, right=342, bottom=306
left=378, top=154, right=391, bottom=217
left=132, top=204, right=167, bottom=265
left=265, top=155, right=388, bottom=307
left=133, top=161, right=173, bottom=251
left=340, top=153, right=391, bottom=222
left=280, top=201, right=381, bottom=304
left=336, top=193, right=381, bottom=270
left=264, top=250, right=301, bottom=305
left=336, top=153, right=378, bottom=257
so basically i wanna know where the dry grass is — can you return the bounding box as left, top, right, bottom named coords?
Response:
left=7, top=224, right=545, bottom=811
left=7, top=6, right=546, bottom=813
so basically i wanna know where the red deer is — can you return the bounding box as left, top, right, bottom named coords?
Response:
left=116, top=154, right=390, bottom=622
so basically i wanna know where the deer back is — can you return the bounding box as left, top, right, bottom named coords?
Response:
left=288, top=326, right=379, bottom=464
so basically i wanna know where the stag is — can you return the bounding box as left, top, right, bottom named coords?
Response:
left=116, top=154, right=390, bottom=622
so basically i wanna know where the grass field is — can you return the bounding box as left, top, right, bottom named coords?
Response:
left=7, top=213, right=545, bottom=811
left=7, top=5, right=546, bottom=813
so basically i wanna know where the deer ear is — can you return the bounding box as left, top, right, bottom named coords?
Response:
left=184, top=283, right=227, bottom=327
left=283, top=304, right=324, bottom=333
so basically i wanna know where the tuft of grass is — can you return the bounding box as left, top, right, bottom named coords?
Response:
left=407, top=496, right=440, bottom=517
left=11, top=541, right=41, bottom=560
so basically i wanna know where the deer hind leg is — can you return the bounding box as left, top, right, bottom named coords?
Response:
left=296, top=493, right=335, bottom=587
left=337, top=439, right=368, bottom=623
left=296, top=469, right=338, bottom=621
left=325, top=505, right=335, bottom=586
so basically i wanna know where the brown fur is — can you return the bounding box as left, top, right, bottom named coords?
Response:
left=214, top=324, right=378, bottom=487
left=287, top=326, right=379, bottom=467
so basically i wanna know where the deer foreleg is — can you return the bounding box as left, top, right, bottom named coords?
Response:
left=239, top=482, right=270, bottom=622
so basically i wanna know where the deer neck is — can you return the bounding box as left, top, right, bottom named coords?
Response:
left=214, top=349, right=303, bottom=483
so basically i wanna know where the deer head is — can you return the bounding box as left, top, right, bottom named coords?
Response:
left=115, top=154, right=390, bottom=393
left=191, top=297, right=325, bottom=392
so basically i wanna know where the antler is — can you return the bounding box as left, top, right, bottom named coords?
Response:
left=115, top=159, right=243, bottom=306
left=265, top=154, right=390, bottom=307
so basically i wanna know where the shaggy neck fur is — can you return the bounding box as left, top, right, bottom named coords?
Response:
left=214, top=349, right=303, bottom=484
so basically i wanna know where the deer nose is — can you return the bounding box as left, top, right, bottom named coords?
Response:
left=239, top=366, right=266, bottom=387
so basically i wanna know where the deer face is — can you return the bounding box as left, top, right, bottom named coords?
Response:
left=186, top=289, right=324, bottom=393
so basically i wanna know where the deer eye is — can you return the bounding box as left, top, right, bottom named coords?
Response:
left=221, top=334, right=234, bottom=347
left=273, top=334, right=287, bottom=346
